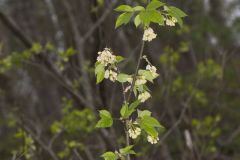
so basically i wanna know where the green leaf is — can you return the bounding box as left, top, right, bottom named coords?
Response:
left=133, top=6, right=145, bottom=12
left=169, top=13, right=183, bottom=27
left=168, top=6, right=187, bottom=17
left=141, top=124, right=158, bottom=137
left=129, top=100, right=140, bottom=111
left=133, top=86, right=137, bottom=97
left=167, top=6, right=187, bottom=27
left=66, top=47, right=76, bottom=56
left=96, top=110, right=113, bottom=128
left=138, top=110, right=152, bottom=118
left=138, top=113, right=162, bottom=137
left=143, top=84, right=150, bottom=92
left=115, top=12, right=133, bottom=28
left=120, top=103, right=129, bottom=118
left=120, top=145, right=136, bottom=155
left=149, top=10, right=164, bottom=25
left=137, top=85, right=144, bottom=92
left=139, top=11, right=150, bottom=27
left=31, top=43, right=43, bottom=53
left=95, top=63, right=103, bottom=74
left=138, top=70, right=158, bottom=82
left=139, top=10, right=164, bottom=26
left=116, top=56, right=125, bottom=62
left=146, top=0, right=165, bottom=10
left=101, top=152, right=117, bottom=160
left=117, top=73, right=132, bottom=83
left=115, top=5, right=133, bottom=12
left=95, top=63, right=105, bottom=84
left=141, top=116, right=161, bottom=127
left=139, top=114, right=163, bottom=137
left=120, top=100, right=140, bottom=118
left=134, top=15, right=141, bottom=27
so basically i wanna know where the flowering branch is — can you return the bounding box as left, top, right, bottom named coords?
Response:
left=94, top=1, right=187, bottom=160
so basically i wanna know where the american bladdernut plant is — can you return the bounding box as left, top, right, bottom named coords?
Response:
left=94, top=0, right=187, bottom=159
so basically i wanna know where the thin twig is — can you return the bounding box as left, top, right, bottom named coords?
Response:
left=82, top=0, right=118, bottom=41
left=23, top=60, right=89, bottom=107
left=159, top=78, right=201, bottom=143
left=127, top=41, right=145, bottom=102
left=73, top=149, right=85, bottom=160
left=23, top=125, right=60, bottom=160
left=124, top=40, right=145, bottom=160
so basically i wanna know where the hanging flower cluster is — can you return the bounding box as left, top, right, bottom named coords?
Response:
left=128, top=121, right=141, bottom=139
left=104, top=69, right=118, bottom=82
left=165, top=17, right=178, bottom=26
left=97, top=48, right=116, bottom=66
left=96, top=48, right=121, bottom=82
left=135, top=76, right=147, bottom=86
left=128, top=127, right=141, bottom=139
left=146, top=64, right=158, bottom=77
left=127, top=115, right=161, bottom=145
left=143, top=27, right=157, bottom=42
left=138, top=91, right=151, bottom=103
left=147, top=135, right=159, bottom=144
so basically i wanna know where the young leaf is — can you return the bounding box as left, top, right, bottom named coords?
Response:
left=146, top=0, right=165, bottom=10
left=97, top=72, right=104, bottom=84
left=138, top=114, right=164, bottom=137
left=115, top=5, right=133, bottom=12
left=137, top=85, right=144, bottom=92
left=148, top=10, right=164, bottom=26
left=115, top=12, right=133, bottom=28
left=138, top=110, right=152, bottom=118
left=141, top=124, right=158, bottom=137
left=139, top=11, right=151, bottom=27
left=116, top=56, right=125, bottom=62
left=101, top=152, right=117, bottom=160
left=96, top=110, right=113, bottom=128
left=168, top=6, right=187, bottom=17
left=117, top=73, right=132, bottom=83
left=95, top=63, right=105, bottom=84
left=133, top=86, right=138, bottom=97
left=167, top=6, right=187, bottom=27
left=95, top=62, right=103, bottom=74
left=129, top=100, right=140, bottom=111
left=134, top=15, right=141, bottom=27
left=120, top=103, right=129, bottom=118
left=141, top=116, right=161, bottom=127
left=120, top=100, right=140, bottom=118
left=133, top=6, right=145, bottom=12
left=138, top=70, right=158, bottom=82
left=120, top=145, right=136, bottom=155
left=143, top=84, right=150, bottom=92
left=169, top=13, right=183, bottom=27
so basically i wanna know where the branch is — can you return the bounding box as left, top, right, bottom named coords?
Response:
left=22, top=125, right=60, bottom=160
left=0, top=10, right=90, bottom=108
left=73, top=149, right=84, bottom=160
left=0, top=11, right=32, bottom=48
left=23, top=60, right=89, bottom=107
left=127, top=41, right=145, bottom=102
left=82, top=0, right=118, bottom=41
left=159, top=78, right=201, bottom=143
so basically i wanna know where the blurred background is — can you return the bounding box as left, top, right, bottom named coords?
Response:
left=0, top=0, right=240, bottom=160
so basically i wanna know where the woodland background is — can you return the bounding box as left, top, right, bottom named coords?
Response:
left=0, top=0, right=240, bottom=160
